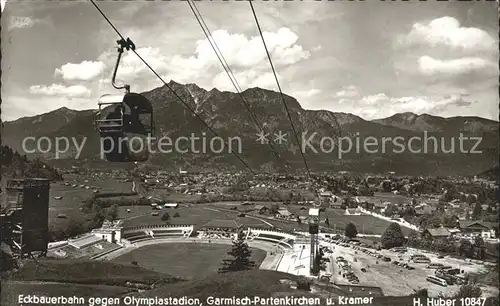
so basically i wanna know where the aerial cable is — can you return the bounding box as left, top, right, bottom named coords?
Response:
left=248, top=0, right=312, bottom=181
left=186, top=0, right=292, bottom=171
left=89, top=0, right=286, bottom=202
left=249, top=1, right=338, bottom=227
left=188, top=0, right=243, bottom=92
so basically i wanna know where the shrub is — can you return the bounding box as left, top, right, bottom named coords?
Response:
left=296, top=277, right=311, bottom=291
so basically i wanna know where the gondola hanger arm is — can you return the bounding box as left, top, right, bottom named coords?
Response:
left=111, top=38, right=136, bottom=93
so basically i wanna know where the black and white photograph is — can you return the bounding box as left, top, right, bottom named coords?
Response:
left=1, top=0, right=499, bottom=305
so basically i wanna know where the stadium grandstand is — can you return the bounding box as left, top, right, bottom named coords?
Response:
left=47, top=234, right=122, bottom=259
left=121, top=224, right=194, bottom=243
left=200, top=219, right=243, bottom=239
left=245, top=228, right=296, bottom=249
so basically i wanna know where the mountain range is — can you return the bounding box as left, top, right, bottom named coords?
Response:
left=2, top=81, right=498, bottom=176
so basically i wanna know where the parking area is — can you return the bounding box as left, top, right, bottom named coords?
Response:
left=317, top=236, right=498, bottom=297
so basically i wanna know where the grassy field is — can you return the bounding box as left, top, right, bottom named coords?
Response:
left=121, top=204, right=273, bottom=229
left=112, top=243, right=267, bottom=280
left=373, top=192, right=409, bottom=205
left=1, top=282, right=131, bottom=306
left=131, top=269, right=319, bottom=300
left=7, top=259, right=180, bottom=286
left=48, top=176, right=134, bottom=230
left=217, top=203, right=417, bottom=236
left=119, top=201, right=416, bottom=236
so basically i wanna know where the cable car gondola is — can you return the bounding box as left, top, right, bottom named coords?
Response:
left=95, top=38, right=154, bottom=162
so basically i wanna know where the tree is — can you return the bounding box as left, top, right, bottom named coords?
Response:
left=474, top=235, right=485, bottom=247
left=344, top=222, right=358, bottom=239
left=381, top=223, right=405, bottom=249
left=218, top=232, right=256, bottom=273
left=296, top=277, right=312, bottom=291
left=442, top=214, right=459, bottom=228
left=458, top=239, right=474, bottom=258
left=311, top=252, right=322, bottom=275
left=105, top=204, right=119, bottom=221
left=432, top=237, right=453, bottom=253
left=454, top=284, right=482, bottom=298
left=161, top=212, right=170, bottom=222
left=383, top=204, right=398, bottom=217
left=472, top=202, right=482, bottom=220
left=418, top=214, right=441, bottom=229
left=406, top=231, right=420, bottom=248
left=269, top=204, right=280, bottom=215
left=66, top=220, right=85, bottom=238
left=173, top=212, right=180, bottom=218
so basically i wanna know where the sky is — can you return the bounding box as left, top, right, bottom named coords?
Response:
left=1, top=0, right=499, bottom=122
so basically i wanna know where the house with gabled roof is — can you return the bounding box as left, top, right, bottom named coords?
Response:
left=458, top=221, right=498, bottom=239
left=422, top=227, right=451, bottom=240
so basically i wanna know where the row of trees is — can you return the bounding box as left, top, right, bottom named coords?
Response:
left=49, top=194, right=125, bottom=241
left=49, top=203, right=119, bottom=242
left=160, top=211, right=180, bottom=222
left=344, top=220, right=489, bottom=260
left=346, top=221, right=406, bottom=250
left=407, top=232, right=487, bottom=259
left=1, top=145, right=62, bottom=181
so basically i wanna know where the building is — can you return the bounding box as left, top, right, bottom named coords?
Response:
left=458, top=221, right=498, bottom=239
left=275, top=209, right=294, bottom=220
left=345, top=207, right=362, bottom=216
left=91, top=220, right=123, bottom=243
left=163, top=203, right=179, bottom=208
left=319, top=191, right=333, bottom=203
left=415, top=203, right=437, bottom=215
left=253, top=205, right=268, bottom=214
left=1, top=179, right=50, bottom=258
left=422, top=227, right=451, bottom=240
left=355, top=197, right=385, bottom=211
left=330, top=199, right=343, bottom=209
left=202, top=219, right=242, bottom=236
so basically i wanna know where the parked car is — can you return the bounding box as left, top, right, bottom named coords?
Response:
left=427, top=263, right=444, bottom=269
left=382, top=256, right=391, bottom=262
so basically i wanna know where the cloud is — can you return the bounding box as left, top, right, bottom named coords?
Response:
left=96, top=27, right=310, bottom=91
left=54, top=61, right=106, bottom=81
left=1, top=95, right=95, bottom=122
left=418, top=55, right=496, bottom=75
left=339, top=93, right=477, bottom=120
left=335, top=85, right=359, bottom=98
left=404, top=16, right=496, bottom=51
left=293, top=89, right=321, bottom=100
left=29, top=84, right=92, bottom=98
left=8, top=16, right=40, bottom=30
left=8, top=16, right=51, bottom=30
left=212, top=70, right=281, bottom=92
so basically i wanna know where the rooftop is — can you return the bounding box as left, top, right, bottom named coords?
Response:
left=68, top=234, right=103, bottom=249
left=424, top=227, right=451, bottom=237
